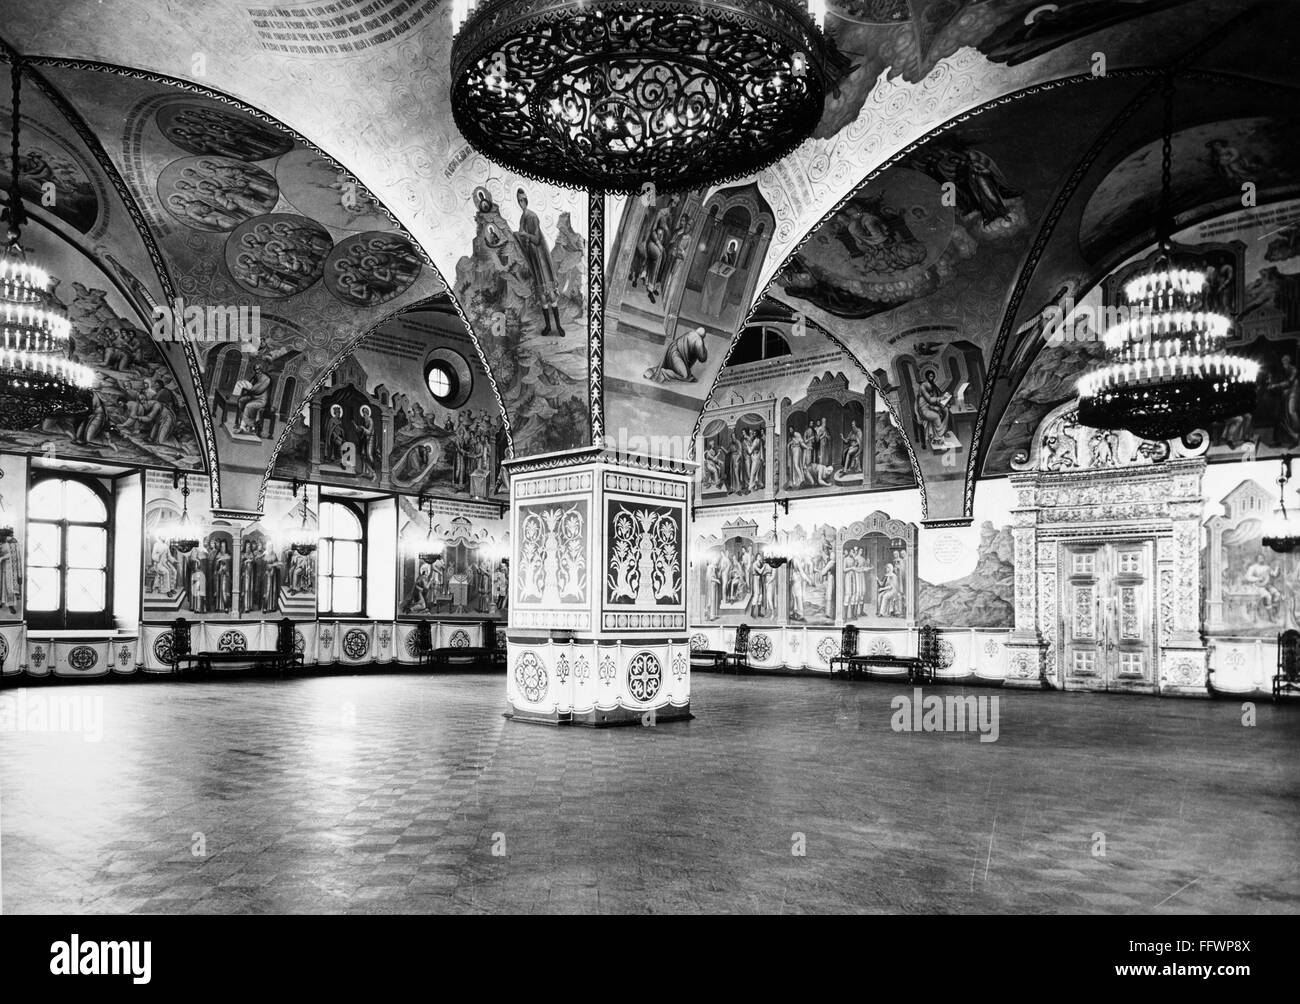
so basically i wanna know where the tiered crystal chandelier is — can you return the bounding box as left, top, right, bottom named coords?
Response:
left=1077, top=73, right=1257, bottom=441
left=0, top=58, right=93, bottom=430
left=1262, top=455, right=1300, bottom=554
left=449, top=0, right=830, bottom=193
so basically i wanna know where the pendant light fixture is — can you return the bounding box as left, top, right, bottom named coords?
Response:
left=1077, top=71, right=1258, bottom=441
left=284, top=485, right=317, bottom=555
left=418, top=504, right=444, bottom=566
left=450, top=0, right=831, bottom=194
left=760, top=498, right=790, bottom=569
left=1262, top=455, right=1300, bottom=554
left=0, top=56, right=93, bottom=430
left=167, top=473, right=200, bottom=555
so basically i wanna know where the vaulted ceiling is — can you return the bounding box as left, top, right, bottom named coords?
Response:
left=0, top=0, right=1293, bottom=518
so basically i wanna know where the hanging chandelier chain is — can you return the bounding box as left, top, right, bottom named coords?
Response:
left=6, top=55, right=26, bottom=243
left=1158, top=71, right=1175, bottom=252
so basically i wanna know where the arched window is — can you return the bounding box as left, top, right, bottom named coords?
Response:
left=318, top=499, right=365, bottom=616
left=26, top=475, right=113, bottom=630
left=729, top=324, right=792, bottom=366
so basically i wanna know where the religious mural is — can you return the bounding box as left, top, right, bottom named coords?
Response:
left=273, top=310, right=508, bottom=500
left=0, top=110, right=102, bottom=234
left=783, top=373, right=869, bottom=491
left=603, top=183, right=776, bottom=446
left=1080, top=117, right=1300, bottom=263
left=143, top=472, right=317, bottom=620
left=1204, top=478, right=1300, bottom=636
left=453, top=185, right=588, bottom=457
left=813, top=0, right=1200, bottom=138
left=695, top=520, right=780, bottom=626
left=397, top=506, right=509, bottom=620
left=785, top=524, right=838, bottom=626
left=699, top=399, right=775, bottom=502
left=838, top=513, right=917, bottom=624
left=0, top=225, right=202, bottom=472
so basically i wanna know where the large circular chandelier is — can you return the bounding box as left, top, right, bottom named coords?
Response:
left=1077, top=72, right=1257, bottom=441
left=449, top=0, right=830, bottom=193
left=0, top=58, right=93, bottom=430
left=1077, top=265, right=1257, bottom=441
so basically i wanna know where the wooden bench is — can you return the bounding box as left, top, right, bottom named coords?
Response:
left=169, top=617, right=303, bottom=676
left=832, top=623, right=941, bottom=684
left=427, top=619, right=506, bottom=671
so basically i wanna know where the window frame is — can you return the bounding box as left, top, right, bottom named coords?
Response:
left=25, top=473, right=115, bottom=631
left=317, top=498, right=366, bottom=617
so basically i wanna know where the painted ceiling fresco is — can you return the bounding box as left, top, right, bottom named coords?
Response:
left=272, top=305, right=509, bottom=503
left=0, top=0, right=1291, bottom=517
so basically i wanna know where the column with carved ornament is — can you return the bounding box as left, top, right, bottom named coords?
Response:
left=503, top=449, right=696, bottom=726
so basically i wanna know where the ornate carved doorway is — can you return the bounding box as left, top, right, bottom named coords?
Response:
left=1060, top=540, right=1157, bottom=693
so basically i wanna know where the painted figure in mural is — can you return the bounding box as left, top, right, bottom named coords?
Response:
left=745, top=428, right=765, bottom=493
left=916, top=369, right=954, bottom=450
left=213, top=540, right=232, bottom=614
left=661, top=211, right=693, bottom=301
left=493, top=561, right=509, bottom=614
left=150, top=534, right=177, bottom=596
left=842, top=419, right=863, bottom=474
left=816, top=539, right=836, bottom=617
left=324, top=404, right=345, bottom=464
left=1204, top=139, right=1260, bottom=185
left=239, top=541, right=259, bottom=613
left=878, top=562, right=903, bottom=618
left=0, top=531, right=21, bottom=613
left=289, top=549, right=312, bottom=594
left=1242, top=558, right=1283, bottom=619
left=140, top=380, right=178, bottom=446
left=357, top=405, right=377, bottom=478
left=705, top=557, right=721, bottom=621
left=644, top=325, right=708, bottom=383
left=917, top=146, right=1020, bottom=226
left=262, top=548, right=283, bottom=613
left=169, top=108, right=288, bottom=161
left=727, top=436, right=744, bottom=494
left=787, top=427, right=808, bottom=488
left=748, top=555, right=768, bottom=619
left=702, top=442, right=725, bottom=491
left=641, top=195, right=681, bottom=303
left=719, top=239, right=739, bottom=268
left=789, top=556, right=807, bottom=622
left=514, top=189, right=566, bottom=337
left=189, top=557, right=207, bottom=614
left=844, top=547, right=859, bottom=619
left=1268, top=354, right=1300, bottom=447
left=237, top=365, right=272, bottom=436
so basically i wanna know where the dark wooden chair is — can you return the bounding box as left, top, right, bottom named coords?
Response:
left=1275, top=629, right=1300, bottom=701
left=170, top=617, right=200, bottom=675
left=276, top=618, right=303, bottom=674
left=412, top=620, right=435, bottom=669
left=829, top=624, right=859, bottom=678
left=722, top=624, right=751, bottom=674
left=912, top=624, right=941, bottom=684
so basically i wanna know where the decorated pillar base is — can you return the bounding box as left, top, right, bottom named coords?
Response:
left=1158, top=645, right=1211, bottom=698
left=504, top=450, right=695, bottom=728
left=1004, top=636, right=1052, bottom=689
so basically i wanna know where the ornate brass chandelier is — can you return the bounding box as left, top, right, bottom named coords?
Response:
left=449, top=0, right=830, bottom=193
left=284, top=488, right=318, bottom=555
left=1077, top=73, right=1257, bottom=441
left=1262, top=455, right=1300, bottom=554
left=0, top=57, right=92, bottom=430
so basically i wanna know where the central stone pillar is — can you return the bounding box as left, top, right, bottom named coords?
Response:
left=503, top=449, right=695, bottom=726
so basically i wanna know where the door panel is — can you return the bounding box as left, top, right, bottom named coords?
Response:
left=1061, top=541, right=1156, bottom=693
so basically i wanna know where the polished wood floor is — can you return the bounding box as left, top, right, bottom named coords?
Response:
left=1, top=674, right=1296, bottom=914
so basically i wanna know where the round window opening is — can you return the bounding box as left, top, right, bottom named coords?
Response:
left=425, top=362, right=457, bottom=401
